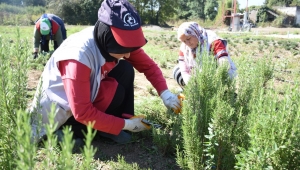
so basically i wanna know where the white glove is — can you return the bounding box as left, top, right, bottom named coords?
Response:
left=160, top=90, right=182, bottom=114
left=123, top=115, right=150, bottom=132
left=218, top=56, right=230, bottom=68
left=218, top=56, right=237, bottom=79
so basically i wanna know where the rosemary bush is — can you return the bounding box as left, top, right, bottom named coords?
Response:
left=0, top=28, right=98, bottom=170
left=175, top=50, right=287, bottom=169
left=0, top=28, right=30, bottom=169
left=175, top=52, right=238, bottom=169
left=235, top=84, right=300, bottom=169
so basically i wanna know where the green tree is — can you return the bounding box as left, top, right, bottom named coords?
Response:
left=48, top=0, right=101, bottom=25
left=175, top=0, right=192, bottom=19
left=23, top=0, right=46, bottom=6
left=0, top=0, right=23, bottom=5
left=153, top=0, right=178, bottom=25
left=204, top=0, right=218, bottom=21
left=256, top=5, right=270, bottom=22
left=188, top=0, right=205, bottom=19
left=175, top=0, right=205, bottom=20
left=267, top=0, right=293, bottom=6
left=130, top=0, right=178, bottom=25
left=291, top=0, right=300, bottom=5
left=129, top=0, right=150, bottom=24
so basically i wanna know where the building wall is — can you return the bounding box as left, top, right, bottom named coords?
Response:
left=274, top=6, right=297, bottom=16
left=296, top=6, right=300, bottom=25
left=249, top=6, right=300, bottom=25
left=274, top=6, right=300, bottom=25
left=249, top=10, right=258, bottom=23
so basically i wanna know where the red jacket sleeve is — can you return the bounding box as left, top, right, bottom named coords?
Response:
left=211, top=39, right=228, bottom=58
left=58, top=60, right=124, bottom=135
left=125, top=48, right=168, bottom=95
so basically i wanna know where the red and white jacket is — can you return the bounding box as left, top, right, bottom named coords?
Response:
left=178, top=29, right=237, bottom=84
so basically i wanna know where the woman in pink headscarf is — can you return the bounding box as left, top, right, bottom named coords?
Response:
left=173, top=22, right=237, bottom=87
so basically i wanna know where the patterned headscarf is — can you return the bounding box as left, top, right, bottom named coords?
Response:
left=177, top=22, right=207, bottom=55
left=177, top=22, right=208, bottom=72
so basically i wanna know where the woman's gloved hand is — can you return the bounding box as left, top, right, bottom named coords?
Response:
left=123, top=115, right=150, bottom=132
left=160, top=90, right=184, bottom=114
left=218, top=56, right=237, bottom=79
left=217, top=56, right=230, bottom=67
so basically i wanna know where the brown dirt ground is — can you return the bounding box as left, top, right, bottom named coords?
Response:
left=27, top=26, right=299, bottom=169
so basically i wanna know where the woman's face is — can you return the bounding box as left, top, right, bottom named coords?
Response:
left=179, top=34, right=199, bottom=49
left=109, top=52, right=131, bottom=59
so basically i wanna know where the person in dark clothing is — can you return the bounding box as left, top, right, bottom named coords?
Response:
left=32, top=13, right=67, bottom=59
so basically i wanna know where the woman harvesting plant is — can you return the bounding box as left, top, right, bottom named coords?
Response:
left=173, top=21, right=237, bottom=87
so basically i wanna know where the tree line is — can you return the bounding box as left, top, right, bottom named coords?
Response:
left=0, top=0, right=299, bottom=25
left=0, top=0, right=227, bottom=25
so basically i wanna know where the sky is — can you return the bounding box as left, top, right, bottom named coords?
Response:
left=238, top=0, right=265, bottom=9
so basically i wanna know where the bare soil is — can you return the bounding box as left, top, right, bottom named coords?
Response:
left=91, top=133, right=181, bottom=170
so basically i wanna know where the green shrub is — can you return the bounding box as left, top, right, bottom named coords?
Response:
left=15, top=110, right=37, bottom=169
left=235, top=85, right=300, bottom=169
left=176, top=50, right=277, bottom=169
left=0, top=28, right=30, bottom=169
left=176, top=52, right=238, bottom=169
left=272, top=15, right=284, bottom=27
